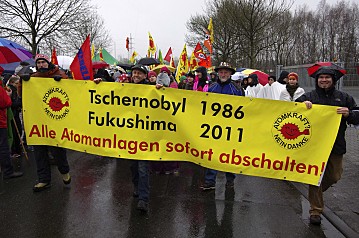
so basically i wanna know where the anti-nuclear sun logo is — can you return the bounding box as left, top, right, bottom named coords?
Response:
left=42, top=87, right=70, bottom=120
left=271, top=112, right=311, bottom=150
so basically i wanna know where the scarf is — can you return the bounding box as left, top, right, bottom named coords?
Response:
left=286, top=84, right=299, bottom=100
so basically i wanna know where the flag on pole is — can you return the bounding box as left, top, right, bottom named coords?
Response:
left=51, top=47, right=58, bottom=65
left=193, top=43, right=207, bottom=60
left=198, top=55, right=212, bottom=68
left=130, top=51, right=138, bottom=63
left=170, top=55, right=176, bottom=68
left=164, top=47, right=172, bottom=62
left=126, top=37, right=130, bottom=51
left=99, top=47, right=104, bottom=61
left=175, top=44, right=189, bottom=81
left=158, top=49, right=164, bottom=64
left=91, top=44, right=95, bottom=60
left=148, top=32, right=156, bottom=56
left=204, top=18, right=213, bottom=54
left=189, top=52, right=198, bottom=70
left=70, top=35, right=93, bottom=80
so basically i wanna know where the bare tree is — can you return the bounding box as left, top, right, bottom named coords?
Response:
left=0, top=0, right=98, bottom=56
left=44, top=8, right=112, bottom=56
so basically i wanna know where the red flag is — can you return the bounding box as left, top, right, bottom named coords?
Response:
left=194, top=43, right=207, bottom=60
left=51, top=48, right=58, bottom=65
left=70, top=35, right=93, bottom=80
left=198, top=55, right=212, bottom=68
left=204, top=32, right=212, bottom=54
left=126, top=37, right=129, bottom=51
left=204, top=18, right=213, bottom=54
left=164, top=47, right=172, bottom=62
left=170, top=55, right=176, bottom=68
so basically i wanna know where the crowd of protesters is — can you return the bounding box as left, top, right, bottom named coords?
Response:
left=1, top=53, right=359, bottom=226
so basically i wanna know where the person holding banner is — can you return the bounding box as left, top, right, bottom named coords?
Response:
left=22, top=54, right=71, bottom=192
left=296, top=66, right=359, bottom=225
left=201, top=62, right=245, bottom=191
left=129, top=64, right=151, bottom=213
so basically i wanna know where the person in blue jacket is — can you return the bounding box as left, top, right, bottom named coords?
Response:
left=201, top=62, right=244, bottom=191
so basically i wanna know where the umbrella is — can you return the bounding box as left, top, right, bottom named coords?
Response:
left=117, top=63, right=134, bottom=71
left=151, top=64, right=176, bottom=74
left=237, top=68, right=268, bottom=86
left=0, top=38, right=32, bottom=64
left=0, top=58, right=35, bottom=74
left=137, top=57, right=160, bottom=66
left=57, top=55, right=74, bottom=70
left=92, top=61, right=109, bottom=69
left=307, top=62, right=346, bottom=79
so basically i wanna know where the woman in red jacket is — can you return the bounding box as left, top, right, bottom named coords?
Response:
left=0, top=84, right=23, bottom=179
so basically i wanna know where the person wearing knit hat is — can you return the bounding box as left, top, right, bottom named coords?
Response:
left=177, top=75, right=187, bottom=89
left=22, top=54, right=71, bottom=192
left=117, top=73, right=130, bottom=83
left=160, top=66, right=171, bottom=76
left=34, top=54, right=51, bottom=72
left=279, top=72, right=305, bottom=101
left=296, top=65, right=359, bottom=225
left=148, top=71, right=157, bottom=85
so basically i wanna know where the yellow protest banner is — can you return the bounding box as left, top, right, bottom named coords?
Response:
left=23, top=78, right=341, bottom=185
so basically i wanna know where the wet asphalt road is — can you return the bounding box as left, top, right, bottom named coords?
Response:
left=1, top=127, right=359, bottom=238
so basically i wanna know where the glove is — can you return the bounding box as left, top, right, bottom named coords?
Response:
left=54, top=75, right=62, bottom=81
left=21, top=74, right=30, bottom=81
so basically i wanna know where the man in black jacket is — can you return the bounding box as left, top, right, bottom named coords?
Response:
left=296, top=66, right=359, bottom=225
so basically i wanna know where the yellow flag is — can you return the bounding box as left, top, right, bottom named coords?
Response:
left=204, top=18, right=214, bottom=54
left=148, top=32, right=156, bottom=56
left=91, top=44, right=95, bottom=60
left=175, top=44, right=189, bottom=81
left=189, top=52, right=198, bottom=70
left=208, top=18, right=213, bottom=43
left=130, top=51, right=138, bottom=63
left=99, top=47, right=104, bottom=61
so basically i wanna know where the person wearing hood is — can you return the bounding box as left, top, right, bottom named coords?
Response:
left=277, top=70, right=289, bottom=85
left=21, top=54, right=71, bottom=192
left=245, top=74, right=263, bottom=98
left=257, top=75, right=285, bottom=100
left=241, top=77, right=248, bottom=90
left=160, top=66, right=177, bottom=88
left=279, top=72, right=305, bottom=101
left=296, top=66, right=359, bottom=225
left=193, top=66, right=210, bottom=92
left=201, top=62, right=244, bottom=191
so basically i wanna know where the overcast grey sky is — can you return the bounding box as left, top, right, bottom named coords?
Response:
left=92, top=0, right=353, bottom=60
